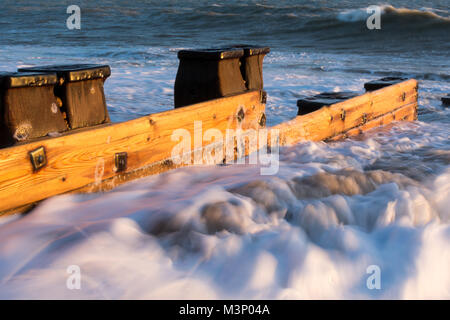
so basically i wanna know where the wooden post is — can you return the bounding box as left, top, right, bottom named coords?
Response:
left=174, top=48, right=247, bottom=108
left=238, top=46, right=270, bottom=90
left=442, top=95, right=450, bottom=105
left=364, top=77, right=408, bottom=91
left=0, top=72, right=68, bottom=147
left=297, top=92, right=359, bottom=115
left=18, top=65, right=111, bottom=129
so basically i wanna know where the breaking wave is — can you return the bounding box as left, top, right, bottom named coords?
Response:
left=1, top=2, right=449, bottom=52
left=337, top=5, right=450, bottom=23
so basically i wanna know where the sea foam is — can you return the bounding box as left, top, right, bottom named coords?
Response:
left=0, top=126, right=448, bottom=299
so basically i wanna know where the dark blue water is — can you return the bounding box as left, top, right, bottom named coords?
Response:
left=1, top=1, right=448, bottom=122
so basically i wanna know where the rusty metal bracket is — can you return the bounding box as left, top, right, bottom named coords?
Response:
left=29, top=146, right=47, bottom=172
left=340, top=109, right=346, bottom=121
left=258, top=112, right=267, bottom=127
left=362, top=113, right=367, bottom=125
left=115, top=152, right=128, bottom=173
left=261, top=91, right=267, bottom=104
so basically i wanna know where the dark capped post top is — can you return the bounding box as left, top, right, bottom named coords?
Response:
left=177, top=46, right=270, bottom=60
left=364, top=77, right=408, bottom=91
left=174, top=45, right=270, bottom=108
left=297, top=92, right=359, bottom=115
left=227, top=45, right=271, bottom=57
left=177, top=48, right=245, bottom=60
left=18, top=64, right=111, bottom=83
left=0, top=71, right=58, bottom=88
left=442, top=94, right=450, bottom=105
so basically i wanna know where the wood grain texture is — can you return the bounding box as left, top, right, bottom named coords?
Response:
left=242, top=54, right=265, bottom=90
left=35, top=100, right=418, bottom=210
left=0, top=90, right=265, bottom=214
left=271, top=79, right=418, bottom=146
left=63, top=79, right=110, bottom=129
left=2, top=86, right=68, bottom=145
left=326, top=102, right=417, bottom=141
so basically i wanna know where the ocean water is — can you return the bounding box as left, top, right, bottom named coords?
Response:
left=0, top=1, right=449, bottom=299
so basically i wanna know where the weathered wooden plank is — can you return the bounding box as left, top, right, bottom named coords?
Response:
left=72, top=101, right=418, bottom=201
left=0, top=90, right=265, bottom=213
left=327, top=102, right=417, bottom=141
left=272, top=79, right=418, bottom=146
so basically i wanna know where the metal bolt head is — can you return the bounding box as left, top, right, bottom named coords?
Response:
left=29, top=146, right=47, bottom=172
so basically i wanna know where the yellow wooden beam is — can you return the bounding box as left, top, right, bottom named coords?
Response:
left=0, top=79, right=419, bottom=215
left=0, top=90, right=265, bottom=214
left=271, top=79, right=418, bottom=146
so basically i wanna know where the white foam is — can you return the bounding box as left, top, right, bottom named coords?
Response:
left=337, top=5, right=450, bottom=23
left=0, top=136, right=448, bottom=299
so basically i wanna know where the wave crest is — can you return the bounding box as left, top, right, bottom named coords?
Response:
left=337, top=5, right=450, bottom=23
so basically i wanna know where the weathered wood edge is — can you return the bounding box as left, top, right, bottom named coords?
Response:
left=271, top=79, right=418, bottom=145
